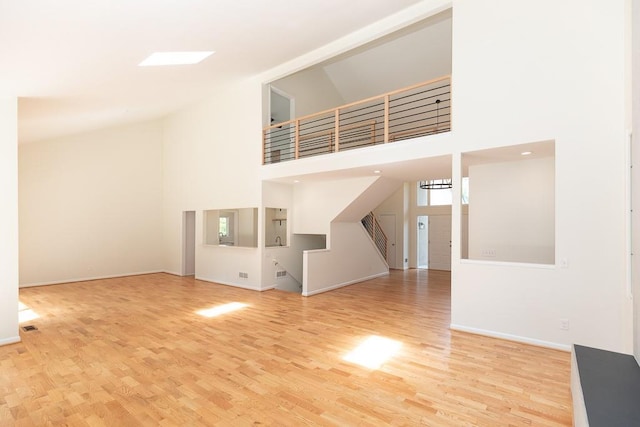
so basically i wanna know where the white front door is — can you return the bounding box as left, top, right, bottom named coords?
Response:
left=379, top=214, right=396, bottom=268
left=428, top=215, right=451, bottom=271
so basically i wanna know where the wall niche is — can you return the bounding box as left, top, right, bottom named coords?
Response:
left=265, top=208, right=287, bottom=247
left=461, top=140, right=555, bottom=265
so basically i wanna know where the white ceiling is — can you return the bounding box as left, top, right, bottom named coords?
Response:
left=290, top=155, right=453, bottom=184
left=270, top=9, right=452, bottom=118
left=462, top=140, right=556, bottom=174
left=0, top=0, right=425, bottom=143
left=322, top=10, right=452, bottom=103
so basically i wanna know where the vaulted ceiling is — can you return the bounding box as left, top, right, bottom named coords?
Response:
left=0, top=0, right=425, bottom=143
left=321, top=10, right=452, bottom=104
left=270, top=9, right=452, bottom=124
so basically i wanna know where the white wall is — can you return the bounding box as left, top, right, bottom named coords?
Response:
left=156, top=0, right=632, bottom=353
left=323, top=11, right=452, bottom=103
left=19, top=121, right=164, bottom=286
left=265, top=208, right=287, bottom=247
left=304, top=222, right=388, bottom=295
left=452, top=0, right=631, bottom=352
left=0, top=97, right=19, bottom=346
left=262, top=181, right=294, bottom=287
left=334, top=176, right=402, bottom=222
left=162, top=79, right=264, bottom=287
left=467, top=157, right=554, bottom=264
left=292, top=176, right=378, bottom=236
left=238, top=208, right=258, bottom=247
left=270, top=66, right=345, bottom=120
left=374, top=183, right=410, bottom=269
left=266, top=234, right=327, bottom=291
left=204, top=210, right=220, bottom=245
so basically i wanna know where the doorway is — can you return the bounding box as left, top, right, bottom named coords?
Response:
left=417, top=216, right=428, bottom=268
left=182, top=211, right=195, bottom=276
left=428, top=215, right=452, bottom=271
left=379, top=214, right=397, bottom=268
left=269, top=86, right=295, bottom=162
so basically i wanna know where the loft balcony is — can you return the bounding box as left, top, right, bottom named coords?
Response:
left=262, top=75, right=451, bottom=165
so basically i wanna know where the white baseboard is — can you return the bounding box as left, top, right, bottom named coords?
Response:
left=0, top=336, right=21, bottom=347
left=450, top=323, right=571, bottom=352
left=162, top=270, right=183, bottom=277
left=303, top=271, right=388, bottom=296
left=195, top=276, right=261, bottom=291
left=19, top=270, right=164, bottom=288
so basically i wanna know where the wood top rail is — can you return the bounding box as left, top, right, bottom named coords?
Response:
left=264, top=74, right=451, bottom=132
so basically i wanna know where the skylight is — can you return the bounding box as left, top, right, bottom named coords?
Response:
left=138, top=51, right=215, bottom=67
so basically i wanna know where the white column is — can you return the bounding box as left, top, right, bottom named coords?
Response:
left=0, top=97, right=20, bottom=346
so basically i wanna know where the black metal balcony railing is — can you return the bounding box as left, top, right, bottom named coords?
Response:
left=263, top=75, right=451, bottom=165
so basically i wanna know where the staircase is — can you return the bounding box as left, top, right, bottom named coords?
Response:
left=288, top=176, right=399, bottom=295
left=362, top=212, right=388, bottom=262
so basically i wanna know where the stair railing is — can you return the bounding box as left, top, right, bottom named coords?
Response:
left=361, top=212, right=388, bottom=261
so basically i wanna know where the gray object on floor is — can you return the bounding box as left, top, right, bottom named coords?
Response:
left=574, top=344, right=640, bottom=426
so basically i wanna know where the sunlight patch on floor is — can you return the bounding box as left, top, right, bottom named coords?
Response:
left=196, top=302, right=248, bottom=318
left=343, top=335, right=402, bottom=369
left=18, top=301, right=40, bottom=323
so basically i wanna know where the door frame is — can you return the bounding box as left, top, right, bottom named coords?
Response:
left=269, top=86, right=296, bottom=162
left=379, top=213, right=397, bottom=268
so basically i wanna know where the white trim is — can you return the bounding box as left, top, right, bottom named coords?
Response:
left=195, top=276, right=262, bottom=291
left=450, top=323, right=571, bottom=352
left=459, top=259, right=556, bottom=270
left=303, top=272, right=388, bottom=296
left=627, top=129, right=633, bottom=299
left=163, top=270, right=183, bottom=276
left=19, top=270, right=164, bottom=288
left=0, top=336, right=21, bottom=346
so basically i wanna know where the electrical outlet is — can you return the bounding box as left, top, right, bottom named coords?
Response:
left=481, top=249, right=496, bottom=257
left=560, top=318, right=569, bottom=330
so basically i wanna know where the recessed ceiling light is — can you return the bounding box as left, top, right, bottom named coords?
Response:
left=138, top=51, right=215, bottom=67
left=293, top=180, right=300, bottom=183
left=521, top=151, right=533, bottom=156
left=373, top=170, right=381, bottom=174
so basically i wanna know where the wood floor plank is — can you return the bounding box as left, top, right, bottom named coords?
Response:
left=0, top=269, right=572, bottom=425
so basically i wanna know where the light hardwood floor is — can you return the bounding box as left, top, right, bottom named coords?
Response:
left=1, top=270, right=572, bottom=426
